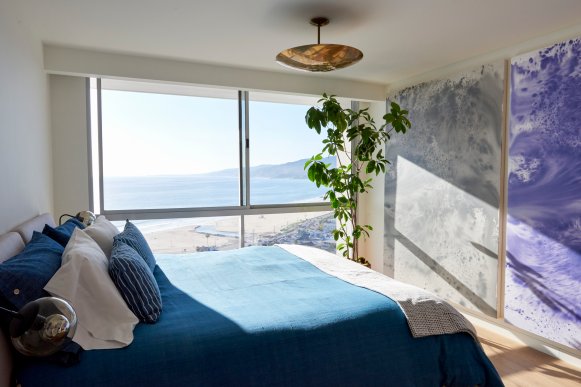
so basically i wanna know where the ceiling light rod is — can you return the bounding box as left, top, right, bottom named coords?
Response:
left=310, top=17, right=329, bottom=45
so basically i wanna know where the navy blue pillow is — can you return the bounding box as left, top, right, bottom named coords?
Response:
left=57, top=217, right=86, bottom=232
left=42, top=218, right=85, bottom=247
left=42, top=225, right=70, bottom=247
left=109, top=240, right=162, bottom=323
left=114, top=221, right=156, bottom=272
left=0, top=232, right=64, bottom=309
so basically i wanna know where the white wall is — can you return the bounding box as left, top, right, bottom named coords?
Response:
left=357, top=101, right=386, bottom=271
left=50, top=75, right=90, bottom=217
left=0, top=7, right=53, bottom=234
left=43, top=45, right=386, bottom=102
left=387, top=22, right=581, bottom=93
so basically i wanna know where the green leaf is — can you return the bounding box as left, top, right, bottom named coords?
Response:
left=307, top=166, right=315, bottom=181
left=304, top=93, right=410, bottom=262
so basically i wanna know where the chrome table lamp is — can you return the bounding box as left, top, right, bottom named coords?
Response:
left=0, top=297, right=77, bottom=356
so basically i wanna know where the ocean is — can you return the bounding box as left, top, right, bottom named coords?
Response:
left=104, top=175, right=328, bottom=210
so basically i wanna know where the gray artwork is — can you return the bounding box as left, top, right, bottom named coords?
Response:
left=385, top=62, right=504, bottom=316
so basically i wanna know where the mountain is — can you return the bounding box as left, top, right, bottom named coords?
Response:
left=211, top=156, right=336, bottom=179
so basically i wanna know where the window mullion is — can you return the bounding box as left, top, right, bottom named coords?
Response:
left=238, top=90, right=246, bottom=208
left=238, top=90, right=246, bottom=247
left=239, top=90, right=251, bottom=247
left=243, top=90, right=251, bottom=209
left=85, top=77, right=94, bottom=213
left=97, top=78, right=105, bottom=215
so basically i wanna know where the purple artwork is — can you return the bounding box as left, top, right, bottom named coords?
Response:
left=506, top=38, right=581, bottom=350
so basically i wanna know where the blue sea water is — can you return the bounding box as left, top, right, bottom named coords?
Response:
left=104, top=175, right=328, bottom=210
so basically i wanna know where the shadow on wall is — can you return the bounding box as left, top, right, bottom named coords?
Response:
left=383, top=62, right=504, bottom=316
left=394, top=231, right=496, bottom=316
left=385, top=155, right=500, bottom=316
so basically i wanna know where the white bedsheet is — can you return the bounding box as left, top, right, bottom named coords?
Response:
left=278, top=244, right=477, bottom=340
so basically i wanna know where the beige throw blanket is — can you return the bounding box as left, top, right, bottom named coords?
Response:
left=278, top=244, right=477, bottom=340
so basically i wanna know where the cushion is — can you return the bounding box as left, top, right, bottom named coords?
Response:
left=13, top=213, right=55, bottom=244
left=109, top=240, right=162, bottom=323
left=83, top=216, right=119, bottom=258
left=42, top=218, right=85, bottom=247
left=114, top=221, right=156, bottom=272
left=0, top=232, right=63, bottom=309
left=42, top=225, right=70, bottom=247
left=44, top=228, right=139, bottom=350
left=0, top=232, right=25, bottom=263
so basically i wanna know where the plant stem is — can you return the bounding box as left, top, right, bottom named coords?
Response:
left=304, top=94, right=410, bottom=266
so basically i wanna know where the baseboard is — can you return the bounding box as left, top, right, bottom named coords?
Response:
left=458, top=308, right=581, bottom=369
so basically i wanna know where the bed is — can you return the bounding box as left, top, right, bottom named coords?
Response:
left=0, top=214, right=503, bottom=386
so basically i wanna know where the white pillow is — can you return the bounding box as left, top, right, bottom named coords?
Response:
left=44, top=228, right=138, bottom=350
left=83, top=215, right=119, bottom=258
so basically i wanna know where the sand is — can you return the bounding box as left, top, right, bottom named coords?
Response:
left=144, top=211, right=330, bottom=254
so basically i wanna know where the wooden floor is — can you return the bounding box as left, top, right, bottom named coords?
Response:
left=476, top=325, right=581, bottom=386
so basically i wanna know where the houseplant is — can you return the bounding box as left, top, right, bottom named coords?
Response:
left=304, top=94, right=411, bottom=266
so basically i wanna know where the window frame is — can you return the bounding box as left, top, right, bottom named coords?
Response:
left=89, top=78, right=334, bottom=248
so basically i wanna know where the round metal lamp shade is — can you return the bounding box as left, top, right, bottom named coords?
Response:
left=276, top=44, right=363, bottom=72
left=10, top=297, right=77, bottom=357
left=276, top=17, right=362, bottom=72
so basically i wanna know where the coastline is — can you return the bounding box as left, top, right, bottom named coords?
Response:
left=143, top=211, right=335, bottom=254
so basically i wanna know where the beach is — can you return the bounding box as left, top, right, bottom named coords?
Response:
left=142, top=211, right=335, bottom=254
left=104, top=174, right=336, bottom=254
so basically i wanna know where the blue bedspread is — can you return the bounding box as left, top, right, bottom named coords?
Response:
left=16, top=246, right=503, bottom=386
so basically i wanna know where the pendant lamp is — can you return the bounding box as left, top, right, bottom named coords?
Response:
left=276, top=17, right=363, bottom=72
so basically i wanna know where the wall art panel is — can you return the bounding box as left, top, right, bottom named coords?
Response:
left=506, top=38, right=581, bottom=350
left=385, top=62, right=504, bottom=316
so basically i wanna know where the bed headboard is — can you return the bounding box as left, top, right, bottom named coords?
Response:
left=0, top=213, right=55, bottom=387
left=0, top=233, right=24, bottom=264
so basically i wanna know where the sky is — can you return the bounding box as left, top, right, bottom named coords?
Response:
left=101, top=90, right=326, bottom=177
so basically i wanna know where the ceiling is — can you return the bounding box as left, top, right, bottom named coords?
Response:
left=6, top=0, right=581, bottom=86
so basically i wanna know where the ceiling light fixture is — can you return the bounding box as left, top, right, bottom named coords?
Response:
left=276, top=17, right=363, bottom=72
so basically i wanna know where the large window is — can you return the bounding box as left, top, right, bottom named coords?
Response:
left=249, top=93, right=332, bottom=205
left=90, top=79, right=341, bottom=254
left=100, top=80, right=239, bottom=210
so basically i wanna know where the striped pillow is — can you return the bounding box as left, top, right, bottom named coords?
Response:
left=114, top=221, right=156, bottom=272
left=109, top=240, right=162, bottom=323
